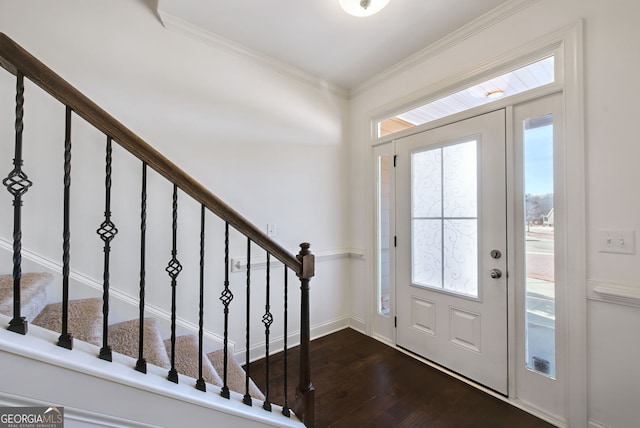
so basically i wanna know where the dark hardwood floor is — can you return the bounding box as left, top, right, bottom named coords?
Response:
left=248, top=328, right=555, bottom=428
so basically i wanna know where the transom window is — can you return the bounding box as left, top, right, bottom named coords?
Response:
left=378, top=56, right=554, bottom=138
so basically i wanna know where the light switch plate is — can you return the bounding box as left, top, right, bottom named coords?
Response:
left=597, top=230, right=636, bottom=254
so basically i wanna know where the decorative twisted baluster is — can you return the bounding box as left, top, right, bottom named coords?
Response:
left=262, top=253, right=273, bottom=411
left=282, top=268, right=290, bottom=417
left=166, top=184, right=182, bottom=383
left=97, top=136, right=118, bottom=362
left=58, top=106, right=73, bottom=349
left=3, top=72, right=31, bottom=335
left=219, top=222, right=233, bottom=399
left=243, top=237, right=252, bottom=406
left=136, top=162, right=148, bottom=373
left=196, top=204, right=206, bottom=392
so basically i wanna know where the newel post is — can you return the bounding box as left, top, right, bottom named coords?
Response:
left=295, top=242, right=315, bottom=428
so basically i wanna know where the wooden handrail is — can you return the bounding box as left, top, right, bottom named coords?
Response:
left=2, top=32, right=316, bottom=425
left=0, top=32, right=305, bottom=276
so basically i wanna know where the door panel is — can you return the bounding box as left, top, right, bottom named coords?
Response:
left=396, top=110, right=508, bottom=394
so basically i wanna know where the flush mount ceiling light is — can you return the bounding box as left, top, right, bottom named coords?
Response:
left=340, top=0, right=390, bottom=17
left=486, top=89, right=505, bottom=99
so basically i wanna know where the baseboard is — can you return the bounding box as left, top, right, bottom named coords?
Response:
left=508, top=398, right=566, bottom=427
left=244, top=315, right=353, bottom=364
left=371, top=332, right=395, bottom=347
left=348, top=316, right=366, bottom=334
left=311, top=315, right=352, bottom=340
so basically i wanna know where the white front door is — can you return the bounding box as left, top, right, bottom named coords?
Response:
left=396, top=110, right=508, bottom=394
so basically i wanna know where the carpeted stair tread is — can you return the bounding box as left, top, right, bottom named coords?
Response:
left=0, top=272, right=52, bottom=322
left=109, top=318, right=170, bottom=369
left=164, top=335, right=223, bottom=387
left=32, top=297, right=103, bottom=346
left=207, top=349, right=265, bottom=400
left=2, top=273, right=266, bottom=401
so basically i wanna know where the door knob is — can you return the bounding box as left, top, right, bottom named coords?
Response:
left=490, top=268, right=502, bottom=279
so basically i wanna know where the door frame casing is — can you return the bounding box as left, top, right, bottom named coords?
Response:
left=510, top=92, right=566, bottom=416
left=369, top=22, right=585, bottom=426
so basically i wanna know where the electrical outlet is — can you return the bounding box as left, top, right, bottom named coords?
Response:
left=598, top=230, right=635, bottom=254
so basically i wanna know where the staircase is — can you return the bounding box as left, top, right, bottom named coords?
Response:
left=1, top=272, right=264, bottom=401
left=0, top=32, right=315, bottom=427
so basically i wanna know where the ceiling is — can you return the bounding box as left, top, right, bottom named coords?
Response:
left=156, top=0, right=516, bottom=91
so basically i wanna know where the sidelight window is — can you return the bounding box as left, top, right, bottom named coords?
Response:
left=523, top=113, right=556, bottom=378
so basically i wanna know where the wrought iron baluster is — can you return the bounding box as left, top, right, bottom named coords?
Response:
left=166, top=183, right=182, bottom=383
left=243, top=237, right=252, bottom=406
left=58, top=106, right=73, bottom=349
left=97, top=136, right=118, bottom=362
left=282, top=268, right=290, bottom=417
left=3, top=72, right=31, bottom=335
left=219, top=222, right=233, bottom=399
left=262, top=253, right=273, bottom=411
left=136, top=162, right=148, bottom=373
left=196, top=204, right=206, bottom=392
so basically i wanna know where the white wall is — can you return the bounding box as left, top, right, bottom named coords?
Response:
left=0, top=0, right=351, bottom=356
left=3, top=0, right=640, bottom=426
left=349, top=0, right=640, bottom=427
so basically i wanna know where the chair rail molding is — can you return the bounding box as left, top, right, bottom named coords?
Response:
left=588, top=279, right=640, bottom=309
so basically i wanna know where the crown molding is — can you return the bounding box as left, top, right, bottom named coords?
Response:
left=157, top=10, right=349, bottom=99
left=350, top=0, right=540, bottom=97
left=156, top=0, right=537, bottom=99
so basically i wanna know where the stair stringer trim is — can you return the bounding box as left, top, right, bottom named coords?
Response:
left=2, top=238, right=358, bottom=364
left=0, top=391, right=159, bottom=428
left=0, top=238, right=233, bottom=353
left=0, top=313, right=303, bottom=428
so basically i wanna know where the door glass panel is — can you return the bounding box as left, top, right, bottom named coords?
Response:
left=376, top=154, right=391, bottom=316
left=523, top=114, right=556, bottom=378
left=412, top=149, right=442, bottom=218
left=443, top=142, right=477, bottom=217
left=411, top=140, right=479, bottom=297
left=412, top=219, right=442, bottom=287
left=444, top=219, right=478, bottom=295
